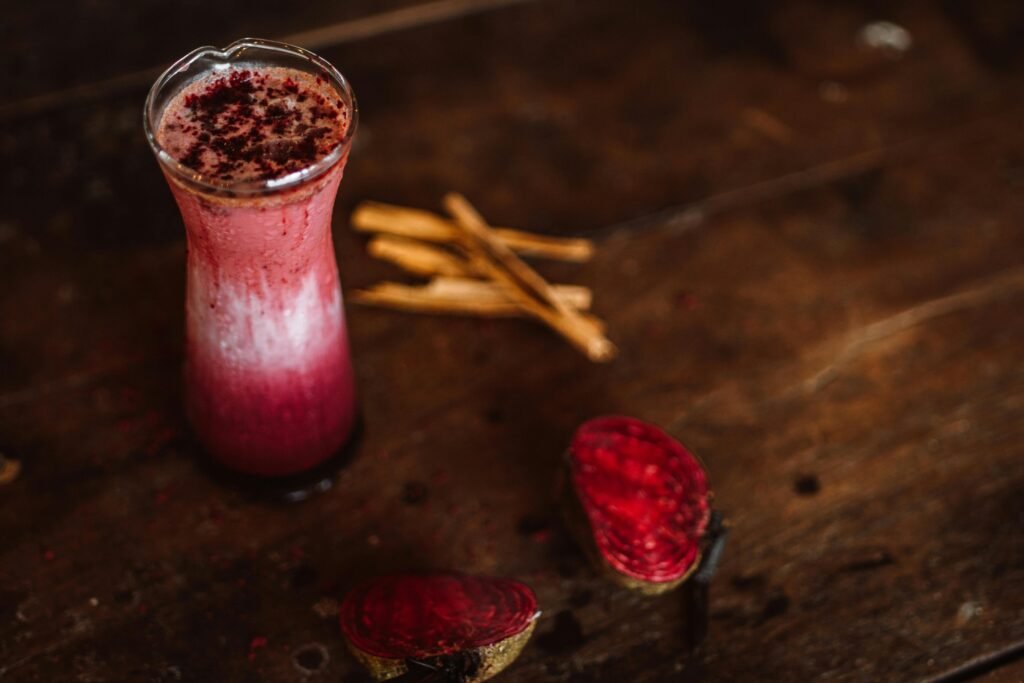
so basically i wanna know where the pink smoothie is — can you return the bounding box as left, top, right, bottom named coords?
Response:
left=156, top=67, right=356, bottom=476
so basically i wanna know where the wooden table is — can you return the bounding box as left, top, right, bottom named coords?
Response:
left=2, top=1, right=1023, bottom=680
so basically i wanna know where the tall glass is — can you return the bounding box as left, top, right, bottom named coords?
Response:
left=144, top=39, right=359, bottom=488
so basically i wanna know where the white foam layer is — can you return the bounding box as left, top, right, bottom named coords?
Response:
left=187, top=269, right=344, bottom=370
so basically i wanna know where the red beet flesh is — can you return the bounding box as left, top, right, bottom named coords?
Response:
left=340, top=574, right=538, bottom=660
left=569, top=416, right=711, bottom=585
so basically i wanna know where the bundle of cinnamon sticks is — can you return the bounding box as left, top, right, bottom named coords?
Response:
left=351, top=194, right=616, bottom=362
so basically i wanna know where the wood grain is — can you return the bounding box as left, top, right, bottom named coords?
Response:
left=2, top=0, right=1024, bottom=681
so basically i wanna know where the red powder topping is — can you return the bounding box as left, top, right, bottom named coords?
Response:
left=157, top=67, right=350, bottom=183
left=569, top=416, right=710, bottom=584
left=340, top=574, right=538, bottom=659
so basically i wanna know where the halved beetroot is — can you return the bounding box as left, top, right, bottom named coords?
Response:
left=565, top=416, right=712, bottom=594
left=340, top=573, right=539, bottom=682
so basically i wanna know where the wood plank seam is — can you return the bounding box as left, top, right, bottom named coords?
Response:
left=0, top=0, right=545, bottom=122
left=669, top=266, right=1024, bottom=430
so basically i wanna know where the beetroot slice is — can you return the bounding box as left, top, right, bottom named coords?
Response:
left=340, top=574, right=538, bottom=681
left=568, top=416, right=711, bottom=590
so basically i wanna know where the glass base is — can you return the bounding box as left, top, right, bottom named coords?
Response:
left=198, top=414, right=364, bottom=503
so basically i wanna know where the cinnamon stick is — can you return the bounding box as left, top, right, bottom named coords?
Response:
left=443, top=193, right=616, bottom=362
left=352, top=201, right=594, bottom=262
left=353, top=278, right=597, bottom=320
left=430, top=277, right=592, bottom=310
left=367, top=236, right=472, bottom=278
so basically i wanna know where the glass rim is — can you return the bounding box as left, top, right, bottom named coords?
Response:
left=143, top=37, right=358, bottom=197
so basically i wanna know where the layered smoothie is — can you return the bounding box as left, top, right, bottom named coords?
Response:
left=147, top=43, right=358, bottom=479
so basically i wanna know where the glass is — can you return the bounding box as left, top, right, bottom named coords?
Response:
left=144, top=39, right=359, bottom=489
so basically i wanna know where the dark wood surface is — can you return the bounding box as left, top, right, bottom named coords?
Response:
left=2, top=1, right=1023, bottom=681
